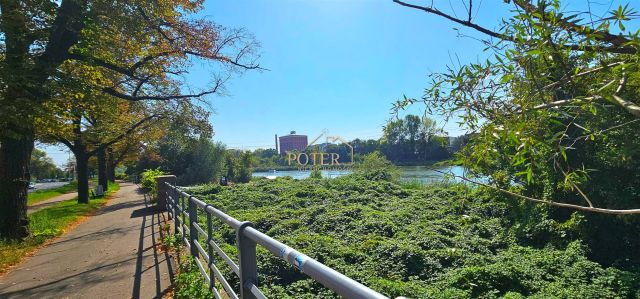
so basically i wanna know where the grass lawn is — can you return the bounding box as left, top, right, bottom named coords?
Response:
left=27, top=181, right=78, bottom=206
left=0, top=181, right=120, bottom=274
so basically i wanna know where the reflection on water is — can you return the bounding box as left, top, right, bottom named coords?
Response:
left=252, top=165, right=467, bottom=183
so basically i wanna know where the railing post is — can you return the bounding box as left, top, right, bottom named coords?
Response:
left=155, top=175, right=176, bottom=211
left=237, top=221, right=258, bottom=299
left=206, top=211, right=215, bottom=292
left=188, top=196, right=199, bottom=258
left=165, top=188, right=172, bottom=220
left=173, top=187, right=180, bottom=235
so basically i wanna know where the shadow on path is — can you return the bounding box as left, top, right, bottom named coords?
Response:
left=0, top=183, right=176, bottom=299
left=131, top=192, right=175, bottom=299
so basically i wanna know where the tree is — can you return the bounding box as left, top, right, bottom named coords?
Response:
left=225, top=154, right=237, bottom=182
left=381, top=115, right=449, bottom=164
left=394, top=0, right=640, bottom=214
left=157, top=136, right=226, bottom=186
left=393, top=0, right=640, bottom=266
left=30, top=148, right=63, bottom=180
left=0, top=1, right=260, bottom=238
left=355, top=151, right=399, bottom=181
left=38, top=90, right=167, bottom=203
left=237, top=151, right=254, bottom=183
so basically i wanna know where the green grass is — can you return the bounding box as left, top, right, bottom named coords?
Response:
left=0, top=181, right=120, bottom=274
left=27, top=181, right=78, bottom=206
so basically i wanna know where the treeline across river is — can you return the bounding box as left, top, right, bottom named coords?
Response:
left=246, top=115, right=473, bottom=170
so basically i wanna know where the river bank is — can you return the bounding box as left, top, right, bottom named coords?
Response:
left=183, top=174, right=639, bottom=298
left=253, top=165, right=466, bottom=183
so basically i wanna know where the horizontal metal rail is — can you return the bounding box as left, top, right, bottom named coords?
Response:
left=164, top=182, right=389, bottom=299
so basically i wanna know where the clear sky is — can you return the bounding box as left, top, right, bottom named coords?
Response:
left=194, top=0, right=511, bottom=151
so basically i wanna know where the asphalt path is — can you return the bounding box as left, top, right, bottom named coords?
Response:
left=0, top=182, right=175, bottom=298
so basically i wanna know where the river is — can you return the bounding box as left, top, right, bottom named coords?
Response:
left=252, top=165, right=467, bottom=184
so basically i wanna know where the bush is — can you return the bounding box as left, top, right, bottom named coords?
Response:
left=174, top=257, right=210, bottom=299
left=115, top=173, right=127, bottom=180
left=309, top=167, right=322, bottom=179
left=141, top=168, right=165, bottom=197
left=237, top=151, right=253, bottom=183
left=355, top=151, right=399, bottom=181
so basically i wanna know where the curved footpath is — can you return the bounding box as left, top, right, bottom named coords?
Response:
left=0, top=182, right=174, bottom=299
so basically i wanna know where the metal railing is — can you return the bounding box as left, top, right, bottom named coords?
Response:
left=163, top=182, right=388, bottom=299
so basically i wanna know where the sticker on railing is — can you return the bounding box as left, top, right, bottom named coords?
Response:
left=294, top=255, right=307, bottom=271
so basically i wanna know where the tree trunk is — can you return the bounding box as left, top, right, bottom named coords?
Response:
left=0, top=129, right=34, bottom=239
left=107, top=147, right=116, bottom=182
left=76, top=152, right=90, bottom=204
left=97, top=148, right=108, bottom=192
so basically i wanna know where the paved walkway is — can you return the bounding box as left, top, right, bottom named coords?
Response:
left=28, top=192, right=78, bottom=215
left=0, top=182, right=175, bottom=299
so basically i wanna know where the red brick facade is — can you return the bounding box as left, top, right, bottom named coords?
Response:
left=279, top=134, right=308, bottom=155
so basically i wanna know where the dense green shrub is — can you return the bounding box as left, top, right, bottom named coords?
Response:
left=183, top=175, right=639, bottom=298
left=140, top=168, right=165, bottom=197
left=355, top=152, right=399, bottom=181
left=309, top=167, right=322, bottom=179
left=174, top=257, right=211, bottom=299
left=237, top=151, right=253, bottom=183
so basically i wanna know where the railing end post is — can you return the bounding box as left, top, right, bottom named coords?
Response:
left=155, top=175, right=176, bottom=211
left=237, top=221, right=258, bottom=299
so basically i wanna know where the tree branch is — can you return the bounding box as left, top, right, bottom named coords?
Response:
left=393, top=0, right=638, bottom=54
left=612, top=95, right=640, bottom=118
left=512, top=0, right=632, bottom=47
left=88, top=114, right=162, bottom=156
left=431, top=169, right=640, bottom=215
left=393, top=0, right=512, bottom=41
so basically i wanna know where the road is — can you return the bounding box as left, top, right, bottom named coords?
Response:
left=0, top=182, right=174, bottom=298
left=28, top=182, right=68, bottom=193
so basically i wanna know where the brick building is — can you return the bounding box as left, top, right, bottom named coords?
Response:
left=278, top=132, right=308, bottom=155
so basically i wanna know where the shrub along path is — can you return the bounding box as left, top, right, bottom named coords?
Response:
left=0, top=182, right=174, bottom=298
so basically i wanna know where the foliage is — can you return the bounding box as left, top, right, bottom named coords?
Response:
left=30, top=149, right=65, bottom=180
left=309, top=167, right=322, bottom=179
left=380, top=115, right=451, bottom=164
left=244, top=115, right=464, bottom=171
left=140, top=168, right=165, bottom=197
left=390, top=0, right=640, bottom=271
left=236, top=151, right=254, bottom=183
left=225, top=154, right=237, bottom=182
left=174, top=257, right=211, bottom=299
left=182, top=175, right=639, bottom=298
left=0, top=0, right=260, bottom=238
left=393, top=1, right=640, bottom=212
left=157, top=137, right=226, bottom=185
left=355, top=152, right=400, bottom=181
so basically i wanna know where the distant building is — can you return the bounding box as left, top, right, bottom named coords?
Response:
left=279, top=131, right=308, bottom=155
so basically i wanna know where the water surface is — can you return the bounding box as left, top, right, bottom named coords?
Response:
left=252, top=165, right=466, bottom=183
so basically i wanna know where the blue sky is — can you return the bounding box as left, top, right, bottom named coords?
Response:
left=196, top=0, right=508, bottom=150
left=44, top=0, right=627, bottom=166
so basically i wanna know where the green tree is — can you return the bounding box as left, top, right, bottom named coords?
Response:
left=225, top=155, right=237, bottom=182
left=355, top=151, right=399, bottom=181
left=394, top=0, right=640, bottom=213
left=237, top=151, right=254, bottom=183
left=394, top=0, right=640, bottom=265
left=0, top=0, right=260, bottom=238
left=30, top=148, right=63, bottom=180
